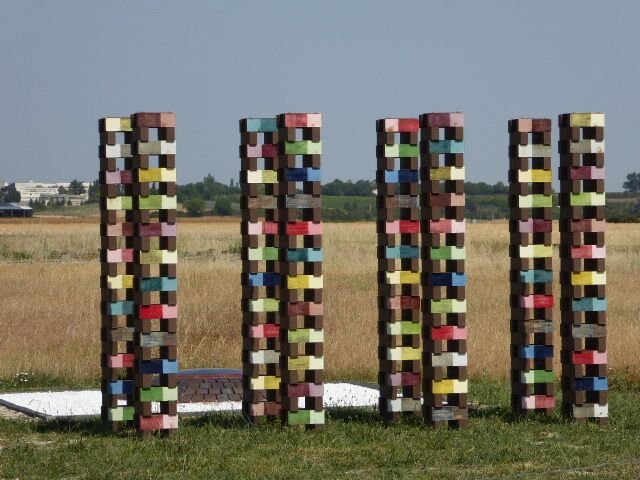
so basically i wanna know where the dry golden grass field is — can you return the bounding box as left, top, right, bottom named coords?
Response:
left=0, top=217, right=638, bottom=383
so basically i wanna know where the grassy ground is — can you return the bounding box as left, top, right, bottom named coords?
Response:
left=0, top=379, right=639, bottom=479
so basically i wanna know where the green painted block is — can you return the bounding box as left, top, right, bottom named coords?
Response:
left=288, top=328, right=324, bottom=343
left=431, top=299, right=466, bottom=314
left=570, top=192, right=606, bottom=207
left=109, top=406, right=135, bottom=422
left=399, top=321, right=421, bottom=335
left=288, top=410, right=323, bottom=425
left=397, top=144, right=419, bottom=157
left=430, top=246, right=465, bottom=260
left=531, top=195, right=552, bottom=208
left=138, top=195, right=164, bottom=210
left=248, top=247, right=279, bottom=261
left=284, top=140, right=322, bottom=155
left=120, top=196, right=132, bottom=210
left=139, top=387, right=178, bottom=402
left=522, top=370, right=555, bottom=384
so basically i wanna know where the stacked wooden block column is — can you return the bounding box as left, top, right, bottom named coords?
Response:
left=131, top=112, right=179, bottom=435
left=277, top=113, right=324, bottom=427
left=558, top=113, right=607, bottom=423
left=376, top=118, right=422, bottom=422
left=420, top=112, right=468, bottom=427
left=99, top=116, right=135, bottom=428
left=239, top=117, right=282, bottom=422
left=508, top=118, right=555, bottom=414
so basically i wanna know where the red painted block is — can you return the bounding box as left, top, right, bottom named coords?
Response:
left=263, top=221, right=278, bottom=235
left=431, top=326, right=467, bottom=340
left=139, top=414, right=178, bottom=431
left=287, top=382, right=324, bottom=397
left=573, top=350, right=607, bottom=365
left=262, top=324, right=280, bottom=338
left=262, top=144, right=278, bottom=158
left=426, top=112, right=464, bottom=127
left=399, top=220, right=420, bottom=233
left=398, top=118, right=420, bottom=132
left=570, top=219, right=606, bottom=233
left=140, top=304, right=163, bottom=319
left=388, top=372, right=421, bottom=386
left=570, top=166, right=605, bottom=180
left=286, top=221, right=322, bottom=235
left=533, top=295, right=554, bottom=308
left=388, top=296, right=421, bottom=310
left=135, top=112, right=176, bottom=128
left=282, top=113, right=321, bottom=128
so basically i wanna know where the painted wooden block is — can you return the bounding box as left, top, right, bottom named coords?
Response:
left=250, top=375, right=281, bottom=390
left=286, top=194, right=322, bottom=209
left=284, top=140, right=322, bottom=155
left=107, top=301, right=135, bottom=316
left=248, top=273, right=281, bottom=287
left=385, top=245, right=420, bottom=259
left=429, top=193, right=465, bottom=207
left=570, top=166, right=605, bottom=180
left=282, top=112, right=322, bottom=128
left=518, top=194, right=552, bottom=209
left=108, top=406, right=135, bottom=422
left=519, top=245, right=553, bottom=258
left=430, top=246, right=465, bottom=261
left=387, top=347, right=421, bottom=361
left=108, top=353, right=136, bottom=368
left=139, top=359, right=178, bottom=374
left=572, top=350, right=607, bottom=365
left=387, top=398, right=421, bottom=412
left=432, top=379, right=468, bottom=395
left=570, top=192, right=606, bottom=207
left=249, top=350, right=280, bottom=364
left=520, top=345, right=553, bottom=359
left=385, top=296, right=421, bottom=311
left=248, top=298, right=280, bottom=313
left=139, top=277, right=178, bottom=292
left=288, top=328, right=324, bottom=343
left=431, top=326, right=467, bottom=340
left=108, top=380, right=134, bottom=395
left=519, top=294, right=554, bottom=309
left=571, top=271, right=606, bottom=286
left=388, top=372, right=421, bottom=386
left=288, top=355, right=324, bottom=370
left=429, top=140, right=464, bottom=154
left=519, top=270, right=553, bottom=284
left=568, top=139, right=605, bottom=154
left=429, top=219, right=465, bottom=234
left=431, top=272, right=467, bottom=287
left=572, top=323, right=607, bottom=337
left=107, top=274, right=134, bottom=290
left=138, top=414, right=178, bottom=431
left=518, top=219, right=552, bottom=233
left=425, top=112, right=464, bottom=127
left=286, top=221, right=323, bottom=235
left=139, top=332, right=177, bottom=347
left=106, top=248, right=134, bottom=263
left=249, top=324, right=280, bottom=338
left=138, top=222, right=177, bottom=237
left=574, top=377, right=608, bottom=391
left=247, top=246, right=279, bottom=261
left=430, top=166, right=465, bottom=181
left=384, top=169, right=419, bottom=183
left=139, top=168, right=176, bottom=183
left=286, top=248, right=324, bottom=262
left=521, top=370, right=555, bottom=384
left=287, top=410, right=325, bottom=425
left=135, top=140, right=176, bottom=156
left=385, top=271, right=420, bottom=285
left=431, top=407, right=468, bottom=421
left=517, top=169, right=552, bottom=183
left=104, top=117, right=133, bottom=132
left=431, top=352, right=467, bottom=367
left=103, top=144, right=132, bottom=159
left=384, top=220, right=420, bottom=234
left=383, top=144, right=419, bottom=158
left=139, top=387, right=178, bottom=402
left=106, top=196, right=133, bottom=211
left=571, top=245, right=606, bottom=259
left=287, top=383, right=324, bottom=397
left=572, top=297, right=607, bottom=312
left=138, top=195, right=177, bottom=210
left=572, top=403, right=608, bottom=419
left=430, top=299, right=466, bottom=314
left=521, top=395, right=555, bottom=410
left=517, top=144, right=552, bottom=157
left=105, top=170, right=133, bottom=184
left=134, top=112, right=176, bottom=128
left=386, top=321, right=421, bottom=336
left=569, top=112, right=605, bottom=128
left=139, top=250, right=178, bottom=265
left=287, top=302, right=323, bottom=316
left=287, top=275, right=323, bottom=289
left=245, top=117, right=278, bottom=132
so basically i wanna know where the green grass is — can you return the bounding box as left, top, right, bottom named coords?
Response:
left=1, top=378, right=640, bottom=479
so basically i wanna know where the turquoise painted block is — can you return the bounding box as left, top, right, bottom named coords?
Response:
left=429, top=140, right=464, bottom=154
left=519, top=270, right=553, bottom=284
left=385, top=245, right=420, bottom=259
left=245, top=118, right=277, bottom=133
left=139, top=277, right=178, bottom=292
left=287, top=248, right=324, bottom=262
left=572, top=297, right=608, bottom=312
left=107, top=301, right=134, bottom=316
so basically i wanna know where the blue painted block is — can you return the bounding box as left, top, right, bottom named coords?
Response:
left=574, top=377, right=608, bottom=391
left=245, top=118, right=277, bottom=133
left=287, top=168, right=321, bottom=182
left=429, top=140, right=464, bottom=154
left=287, top=248, right=324, bottom=262
left=107, top=301, right=134, bottom=316
left=431, top=272, right=467, bottom=287
left=108, top=380, right=134, bottom=395
left=248, top=272, right=280, bottom=287
left=384, top=170, right=418, bottom=183
left=572, top=298, right=607, bottom=312
left=521, top=345, right=553, bottom=359
left=385, top=245, right=419, bottom=259
left=140, top=277, right=178, bottom=292
left=140, top=359, right=179, bottom=375
left=519, top=270, right=553, bottom=284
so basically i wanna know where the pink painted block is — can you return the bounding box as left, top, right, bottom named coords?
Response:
left=431, top=326, right=467, bottom=340
left=138, top=223, right=177, bottom=237
left=250, top=324, right=279, bottom=338
left=397, top=118, right=419, bottom=132
left=105, top=170, right=132, bottom=185
left=262, top=144, right=278, bottom=158
left=570, top=166, right=605, bottom=180
left=108, top=353, right=135, bottom=368
left=287, top=383, right=324, bottom=397
left=519, top=295, right=554, bottom=309
left=385, top=220, right=419, bottom=234
left=518, top=219, right=552, bottom=233
left=570, top=219, right=606, bottom=233
left=522, top=395, right=555, bottom=409
left=571, top=245, right=606, bottom=259
left=106, top=248, right=134, bottom=263
left=383, top=118, right=399, bottom=132
left=163, top=305, right=178, bottom=318
left=287, top=302, right=323, bottom=316
left=385, top=221, right=400, bottom=234
left=387, top=296, right=421, bottom=310
left=245, top=145, right=261, bottom=157
left=429, top=220, right=465, bottom=233
left=426, top=112, right=464, bottom=127
left=389, top=372, right=421, bottom=386
left=283, top=113, right=321, bottom=128
left=139, top=414, right=178, bottom=430
left=106, top=223, right=134, bottom=237
left=247, top=222, right=262, bottom=235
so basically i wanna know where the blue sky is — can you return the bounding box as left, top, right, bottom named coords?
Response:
left=0, top=1, right=637, bottom=189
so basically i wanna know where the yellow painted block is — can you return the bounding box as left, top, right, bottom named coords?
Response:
left=519, top=245, right=553, bottom=258
left=287, top=275, right=323, bottom=289
left=139, top=168, right=176, bottom=183
left=572, top=271, right=606, bottom=286
left=161, top=196, right=177, bottom=209
left=530, top=169, right=552, bottom=182
left=288, top=356, right=323, bottom=370
left=432, top=379, right=468, bottom=394
left=104, top=117, right=132, bottom=132
left=430, top=167, right=465, bottom=181
left=107, top=274, right=133, bottom=289
left=250, top=375, right=280, bottom=390
left=399, top=271, right=420, bottom=284
left=388, top=346, right=421, bottom=361
left=570, top=112, right=605, bottom=127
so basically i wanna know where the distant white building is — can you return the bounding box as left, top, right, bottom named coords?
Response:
left=12, top=181, right=91, bottom=205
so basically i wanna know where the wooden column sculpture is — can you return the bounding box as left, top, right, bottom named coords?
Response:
left=277, top=113, right=324, bottom=427
left=239, top=117, right=282, bottom=422
left=508, top=118, right=555, bottom=414
left=131, top=112, right=179, bottom=435
left=420, top=112, right=468, bottom=427
left=376, top=118, right=422, bottom=422
left=99, top=116, right=135, bottom=429
left=558, top=113, right=607, bottom=423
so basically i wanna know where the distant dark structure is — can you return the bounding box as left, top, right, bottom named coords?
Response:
left=0, top=203, right=33, bottom=218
